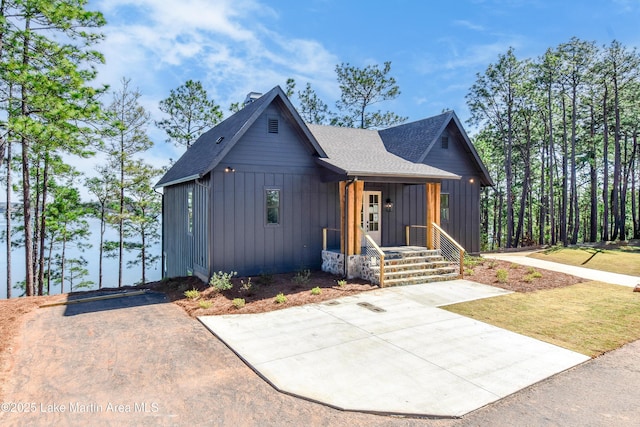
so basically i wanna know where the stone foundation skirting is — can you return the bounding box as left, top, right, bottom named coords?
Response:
left=321, top=250, right=380, bottom=285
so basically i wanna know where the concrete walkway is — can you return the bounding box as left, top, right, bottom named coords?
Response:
left=199, top=280, right=589, bottom=418
left=484, top=252, right=640, bottom=287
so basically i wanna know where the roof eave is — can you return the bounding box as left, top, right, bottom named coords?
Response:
left=154, top=173, right=201, bottom=189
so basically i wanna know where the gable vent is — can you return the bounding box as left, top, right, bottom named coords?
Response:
left=268, top=118, right=279, bottom=134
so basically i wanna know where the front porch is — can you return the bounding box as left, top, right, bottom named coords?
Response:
left=321, top=245, right=460, bottom=286
left=320, top=179, right=466, bottom=287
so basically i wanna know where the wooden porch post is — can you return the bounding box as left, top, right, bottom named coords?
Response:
left=426, top=182, right=441, bottom=249
left=340, top=181, right=364, bottom=255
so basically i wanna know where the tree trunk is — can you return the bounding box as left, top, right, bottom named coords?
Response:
left=99, top=207, right=105, bottom=289
left=589, top=104, right=598, bottom=242
left=5, top=139, right=12, bottom=299
left=560, top=95, right=568, bottom=246
left=611, top=70, right=622, bottom=241
left=602, top=85, right=610, bottom=241
left=570, top=85, right=579, bottom=244
left=538, top=138, right=546, bottom=244
left=548, top=84, right=556, bottom=245
left=37, top=155, right=49, bottom=295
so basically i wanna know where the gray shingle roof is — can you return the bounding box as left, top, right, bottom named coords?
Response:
left=378, top=111, right=452, bottom=162
left=308, top=124, right=459, bottom=180
left=156, top=85, right=491, bottom=188
left=156, top=86, right=326, bottom=188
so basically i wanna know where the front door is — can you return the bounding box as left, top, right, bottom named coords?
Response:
left=362, top=191, right=382, bottom=246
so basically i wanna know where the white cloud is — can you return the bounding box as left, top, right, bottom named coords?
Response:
left=93, top=0, right=339, bottom=115
left=453, top=20, right=485, bottom=31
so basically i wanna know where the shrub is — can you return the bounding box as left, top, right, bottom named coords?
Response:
left=198, top=300, right=213, bottom=309
left=293, top=269, right=311, bottom=284
left=524, top=271, right=543, bottom=282
left=465, top=269, right=474, bottom=276
left=311, top=286, right=321, bottom=295
left=232, top=298, right=245, bottom=309
left=337, top=279, right=347, bottom=287
left=488, top=261, right=497, bottom=269
left=274, top=293, right=287, bottom=304
left=257, top=272, right=274, bottom=286
left=496, top=269, right=508, bottom=283
left=240, top=277, right=253, bottom=293
left=184, top=289, right=200, bottom=300
left=209, top=271, right=237, bottom=291
left=464, top=255, right=482, bottom=269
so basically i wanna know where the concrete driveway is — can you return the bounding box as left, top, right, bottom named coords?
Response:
left=199, top=280, right=589, bottom=417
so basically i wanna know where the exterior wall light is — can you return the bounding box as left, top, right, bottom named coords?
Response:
left=384, top=198, right=394, bottom=212
left=224, top=166, right=235, bottom=173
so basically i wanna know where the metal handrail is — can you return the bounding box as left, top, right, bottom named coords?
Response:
left=405, top=224, right=428, bottom=246
left=360, top=227, right=386, bottom=287
left=405, top=223, right=466, bottom=277
left=431, top=222, right=465, bottom=277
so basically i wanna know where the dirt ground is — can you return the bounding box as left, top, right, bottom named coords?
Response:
left=145, top=258, right=586, bottom=318
left=2, top=260, right=639, bottom=426
left=0, top=257, right=585, bottom=390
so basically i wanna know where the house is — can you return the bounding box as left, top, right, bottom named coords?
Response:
left=155, top=86, right=492, bottom=285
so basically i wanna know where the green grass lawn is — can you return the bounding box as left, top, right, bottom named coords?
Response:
left=443, top=281, right=640, bottom=357
left=529, top=246, right=640, bottom=276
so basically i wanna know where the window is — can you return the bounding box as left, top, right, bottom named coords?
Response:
left=266, top=189, right=280, bottom=225
left=187, top=189, right=193, bottom=234
left=440, top=193, right=450, bottom=222
left=441, top=135, right=449, bottom=149
left=268, top=117, right=279, bottom=134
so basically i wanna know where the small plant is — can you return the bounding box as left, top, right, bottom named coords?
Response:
left=240, top=277, right=253, bottom=293
left=524, top=271, right=543, bottom=282
left=464, top=255, right=482, bottom=269
left=465, top=269, right=474, bottom=276
left=527, top=267, right=537, bottom=274
left=209, top=270, right=237, bottom=291
left=311, top=286, right=322, bottom=295
left=232, top=298, right=245, bottom=309
left=509, top=262, right=519, bottom=269
left=274, top=293, right=287, bottom=304
left=199, top=300, right=213, bottom=309
left=184, top=289, right=200, bottom=300
left=488, top=260, right=497, bottom=269
left=496, top=269, right=508, bottom=283
left=337, top=279, right=347, bottom=287
left=293, top=269, right=311, bottom=284
left=257, top=272, right=274, bottom=286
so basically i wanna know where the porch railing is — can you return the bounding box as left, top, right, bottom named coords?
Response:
left=322, top=227, right=340, bottom=251
left=405, top=223, right=465, bottom=277
left=361, top=227, right=386, bottom=287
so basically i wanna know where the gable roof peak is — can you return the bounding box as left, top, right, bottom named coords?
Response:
left=155, top=85, right=324, bottom=188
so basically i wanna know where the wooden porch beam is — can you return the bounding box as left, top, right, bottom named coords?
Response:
left=339, top=180, right=364, bottom=256
left=426, top=182, right=441, bottom=249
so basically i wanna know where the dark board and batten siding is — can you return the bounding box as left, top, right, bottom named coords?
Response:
left=162, top=175, right=210, bottom=279
left=206, top=103, right=340, bottom=276
left=424, top=123, right=482, bottom=254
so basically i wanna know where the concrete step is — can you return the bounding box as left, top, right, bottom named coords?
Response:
left=372, top=262, right=454, bottom=274
left=384, top=256, right=447, bottom=267
left=382, top=273, right=460, bottom=287
left=384, top=249, right=441, bottom=260
left=383, top=266, right=457, bottom=279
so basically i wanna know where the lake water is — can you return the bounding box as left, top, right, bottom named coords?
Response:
left=0, top=218, right=162, bottom=299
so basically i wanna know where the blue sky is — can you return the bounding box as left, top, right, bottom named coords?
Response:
left=84, top=0, right=640, bottom=170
